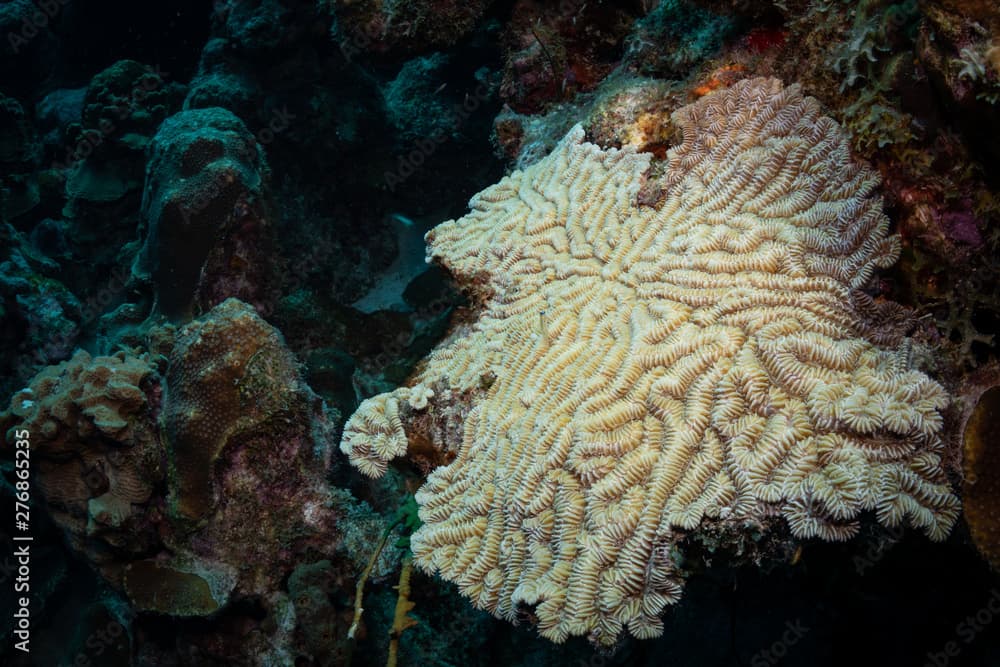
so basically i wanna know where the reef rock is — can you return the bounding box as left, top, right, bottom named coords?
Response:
left=0, top=92, right=41, bottom=219
left=332, top=0, right=492, bottom=58
left=499, top=0, right=637, bottom=113
left=63, top=60, right=184, bottom=204
left=917, top=0, right=1000, bottom=165
left=958, top=365, right=1000, bottom=570
left=0, top=350, right=163, bottom=568
left=341, top=78, right=961, bottom=645
left=0, top=222, right=82, bottom=394
left=494, top=74, right=681, bottom=169
left=0, top=92, right=40, bottom=174
left=132, top=108, right=272, bottom=321
left=213, top=0, right=330, bottom=55
left=621, top=0, right=736, bottom=79
left=141, top=298, right=387, bottom=661
left=2, top=299, right=393, bottom=664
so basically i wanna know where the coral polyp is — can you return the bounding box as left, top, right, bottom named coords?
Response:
left=342, top=78, right=960, bottom=645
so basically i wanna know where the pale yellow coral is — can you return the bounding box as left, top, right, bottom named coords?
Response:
left=406, top=384, right=435, bottom=410
left=339, top=78, right=960, bottom=645
left=340, top=393, right=407, bottom=477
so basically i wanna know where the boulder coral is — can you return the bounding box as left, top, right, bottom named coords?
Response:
left=132, top=108, right=271, bottom=321
left=341, top=78, right=962, bottom=645
left=164, top=297, right=323, bottom=524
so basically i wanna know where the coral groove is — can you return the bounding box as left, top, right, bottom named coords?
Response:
left=340, top=78, right=960, bottom=645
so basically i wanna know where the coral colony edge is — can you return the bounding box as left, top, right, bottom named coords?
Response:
left=1, top=2, right=999, bottom=666
left=341, top=78, right=960, bottom=645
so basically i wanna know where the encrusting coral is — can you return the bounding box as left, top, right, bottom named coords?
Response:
left=165, top=297, right=321, bottom=523
left=0, top=350, right=163, bottom=565
left=340, top=77, right=961, bottom=645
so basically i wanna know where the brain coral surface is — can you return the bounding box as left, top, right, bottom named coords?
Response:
left=341, top=77, right=960, bottom=645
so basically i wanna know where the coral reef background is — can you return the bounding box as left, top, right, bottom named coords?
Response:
left=1, top=1, right=999, bottom=666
